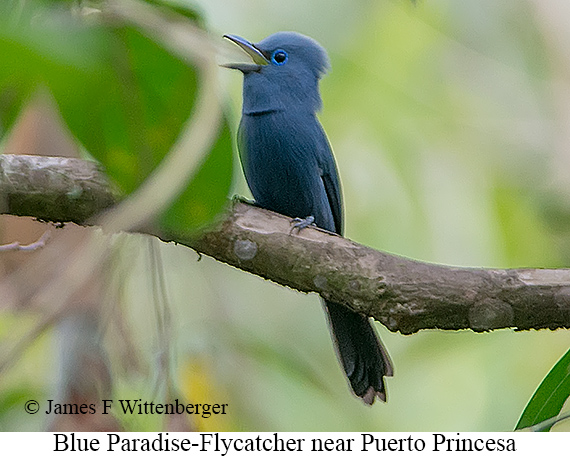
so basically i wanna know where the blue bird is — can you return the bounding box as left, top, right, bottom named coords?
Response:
left=224, top=32, right=393, bottom=404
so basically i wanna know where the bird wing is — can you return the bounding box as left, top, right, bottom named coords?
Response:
left=316, top=125, right=343, bottom=236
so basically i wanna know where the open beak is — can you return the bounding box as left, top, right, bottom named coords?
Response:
left=222, top=34, right=269, bottom=72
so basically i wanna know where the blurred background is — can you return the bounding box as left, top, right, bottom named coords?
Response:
left=3, top=0, right=570, bottom=431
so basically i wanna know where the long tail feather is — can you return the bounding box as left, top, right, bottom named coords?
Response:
left=324, top=300, right=393, bottom=404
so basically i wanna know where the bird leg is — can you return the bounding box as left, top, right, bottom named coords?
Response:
left=289, top=215, right=315, bottom=234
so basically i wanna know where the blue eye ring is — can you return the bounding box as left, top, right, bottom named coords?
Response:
left=271, top=49, right=288, bottom=65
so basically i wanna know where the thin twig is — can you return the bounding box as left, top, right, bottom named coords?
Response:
left=0, top=230, right=51, bottom=252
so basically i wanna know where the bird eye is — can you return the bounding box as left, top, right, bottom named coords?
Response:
left=271, top=49, right=288, bottom=65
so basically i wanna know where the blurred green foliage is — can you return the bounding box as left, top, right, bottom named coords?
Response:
left=160, top=121, right=233, bottom=235
left=1, top=0, right=570, bottom=432
left=0, top=0, right=232, bottom=232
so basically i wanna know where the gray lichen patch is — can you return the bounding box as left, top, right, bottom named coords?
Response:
left=468, top=299, right=514, bottom=331
left=517, top=269, right=570, bottom=286
left=348, top=279, right=360, bottom=292
left=313, top=274, right=328, bottom=290
left=233, top=239, right=258, bottom=261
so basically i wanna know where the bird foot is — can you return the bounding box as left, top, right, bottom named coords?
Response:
left=290, top=215, right=315, bottom=234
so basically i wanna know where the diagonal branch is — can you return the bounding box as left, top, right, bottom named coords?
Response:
left=2, top=153, right=570, bottom=334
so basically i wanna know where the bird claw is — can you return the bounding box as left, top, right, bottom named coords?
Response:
left=290, top=215, right=315, bottom=234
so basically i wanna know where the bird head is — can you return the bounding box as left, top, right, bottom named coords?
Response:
left=223, top=32, right=330, bottom=114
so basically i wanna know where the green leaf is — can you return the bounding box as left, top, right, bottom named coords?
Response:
left=0, top=3, right=106, bottom=135
left=0, top=2, right=200, bottom=196
left=0, top=1, right=234, bottom=234
left=515, top=348, right=570, bottom=431
left=54, top=25, right=200, bottom=194
left=160, top=119, right=234, bottom=235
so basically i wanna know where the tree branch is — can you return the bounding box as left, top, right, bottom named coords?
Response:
left=2, top=154, right=570, bottom=334
left=0, top=154, right=117, bottom=224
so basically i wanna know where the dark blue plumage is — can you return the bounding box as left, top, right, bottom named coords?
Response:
left=225, top=31, right=393, bottom=404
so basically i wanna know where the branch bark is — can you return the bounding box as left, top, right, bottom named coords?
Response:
left=0, top=154, right=117, bottom=224
left=2, top=154, right=570, bottom=334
